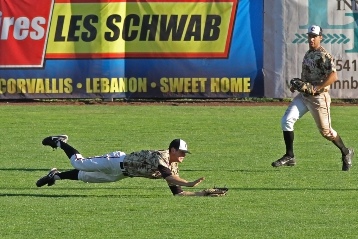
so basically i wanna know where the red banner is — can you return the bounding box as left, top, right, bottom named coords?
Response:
left=0, top=0, right=53, bottom=67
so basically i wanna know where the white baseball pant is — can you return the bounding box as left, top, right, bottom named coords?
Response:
left=70, top=151, right=128, bottom=183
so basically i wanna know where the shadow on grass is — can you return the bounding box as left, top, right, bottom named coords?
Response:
left=0, top=193, right=163, bottom=198
left=0, top=168, right=73, bottom=172
left=182, top=168, right=342, bottom=172
left=228, top=187, right=358, bottom=191
left=1, top=186, right=356, bottom=199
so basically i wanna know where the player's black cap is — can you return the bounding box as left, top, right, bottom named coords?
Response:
left=169, top=139, right=191, bottom=154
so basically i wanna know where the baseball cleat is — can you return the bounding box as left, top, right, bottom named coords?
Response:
left=36, top=168, right=60, bottom=187
left=342, top=148, right=354, bottom=171
left=271, top=155, right=296, bottom=167
left=42, top=135, right=68, bottom=149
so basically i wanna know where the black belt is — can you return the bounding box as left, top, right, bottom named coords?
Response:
left=304, top=90, right=327, bottom=97
left=120, top=162, right=129, bottom=176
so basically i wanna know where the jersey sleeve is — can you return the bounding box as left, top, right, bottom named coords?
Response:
left=158, top=164, right=172, bottom=179
left=323, top=52, right=336, bottom=73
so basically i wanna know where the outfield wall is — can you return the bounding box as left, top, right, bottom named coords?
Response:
left=0, top=0, right=263, bottom=99
left=0, top=0, right=357, bottom=99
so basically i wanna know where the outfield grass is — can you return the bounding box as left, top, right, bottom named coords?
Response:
left=1, top=104, right=358, bottom=238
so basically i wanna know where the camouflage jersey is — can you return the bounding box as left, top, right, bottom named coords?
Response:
left=122, top=149, right=182, bottom=195
left=301, top=46, right=336, bottom=92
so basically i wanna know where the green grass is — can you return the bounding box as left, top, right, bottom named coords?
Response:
left=1, top=104, right=358, bottom=238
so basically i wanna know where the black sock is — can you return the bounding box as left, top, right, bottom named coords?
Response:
left=59, top=141, right=80, bottom=159
left=57, top=169, right=79, bottom=180
left=283, top=131, right=294, bottom=157
left=332, top=135, right=349, bottom=155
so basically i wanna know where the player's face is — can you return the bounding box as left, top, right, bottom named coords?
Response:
left=169, top=148, right=186, bottom=163
left=308, top=34, right=322, bottom=50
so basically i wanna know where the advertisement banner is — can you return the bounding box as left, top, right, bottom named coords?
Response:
left=264, top=0, right=358, bottom=99
left=0, top=0, right=53, bottom=67
left=0, top=0, right=263, bottom=99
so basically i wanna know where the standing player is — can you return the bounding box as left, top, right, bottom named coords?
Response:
left=271, top=25, right=354, bottom=171
left=36, top=135, right=227, bottom=196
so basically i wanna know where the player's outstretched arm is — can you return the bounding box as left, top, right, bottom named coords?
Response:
left=176, top=191, right=206, bottom=196
left=165, top=175, right=205, bottom=187
left=177, top=187, right=229, bottom=197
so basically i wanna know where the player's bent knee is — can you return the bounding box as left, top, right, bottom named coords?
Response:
left=320, top=129, right=336, bottom=141
left=70, top=154, right=87, bottom=170
left=281, top=118, right=295, bottom=131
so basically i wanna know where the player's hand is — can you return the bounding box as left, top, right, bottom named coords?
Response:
left=290, top=86, right=295, bottom=93
left=188, top=177, right=205, bottom=187
left=311, top=84, right=318, bottom=95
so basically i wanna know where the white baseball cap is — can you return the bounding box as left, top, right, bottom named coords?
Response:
left=169, top=139, right=191, bottom=153
left=307, top=25, right=322, bottom=36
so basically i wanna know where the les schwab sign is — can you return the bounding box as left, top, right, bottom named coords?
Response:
left=0, top=0, right=237, bottom=67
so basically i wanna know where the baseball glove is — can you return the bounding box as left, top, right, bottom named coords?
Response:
left=202, top=187, right=228, bottom=197
left=290, top=78, right=315, bottom=95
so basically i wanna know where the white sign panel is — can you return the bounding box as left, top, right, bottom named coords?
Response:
left=264, top=0, right=358, bottom=98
